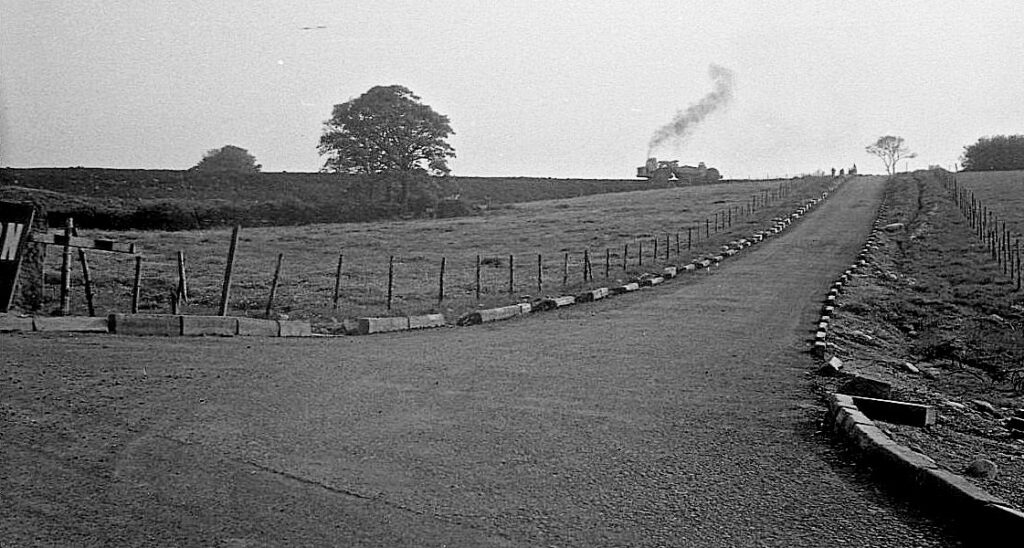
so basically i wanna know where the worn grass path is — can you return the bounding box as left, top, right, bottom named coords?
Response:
left=2, top=176, right=965, bottom=546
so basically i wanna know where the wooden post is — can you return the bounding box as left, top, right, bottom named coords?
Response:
left=265, top=253, right=283, bottom=318
left=562, top=252, right=569, bottom=286
left=387, top=255, right=394, bottom=310
left=177, top=251, right=189, bottom=304
left=332, top=253, right=343, bottom=310
left=605, top=248, right=610, bottom=278
left=77, top=249, right=95, bottom=317
left=537, top=254, right=543, bottom=293
left=675, top=233, right=680, bottom=255
left=728, top=208, right=732, bottom=227
left=438, top=256, right=446, bottom=304
left=665, top=234, right=670, bottom=260
left=131, top=255, right=142, bottom=314
left=688, top=227, right=692, bottom=250
left=623, top=244, right=628, bottom=271
left=218, top=225, right=240, bottom=316
left=508, top=254, right=514, bottom=294
left=705, top=218, right=710, bottom=238
left=475, top=255, right=481, bottom=299
left=59, top=218, right=73, bottom=316
left=1011, top=239, right=1019, bottom=290
left=653, top=237, right=658, bottom=262
left=583, top=249, right=591, bottom=281
left=638, top=240, right=643, bottom=266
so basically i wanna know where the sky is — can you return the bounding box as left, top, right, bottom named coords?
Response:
left=2, top=1, right=1023, bottom=179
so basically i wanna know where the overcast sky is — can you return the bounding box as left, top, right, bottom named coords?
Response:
left=2, top=1, right=1023, bottom=179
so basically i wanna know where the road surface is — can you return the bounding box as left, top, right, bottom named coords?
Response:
left=2, top=176, right=965, bottom=546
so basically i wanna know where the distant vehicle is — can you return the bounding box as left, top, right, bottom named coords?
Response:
left=636, top=157, right=722, bottom=184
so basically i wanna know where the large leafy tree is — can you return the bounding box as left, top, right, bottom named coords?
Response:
left=318, top=85, right=455, bottom=176
left=866, top=135, right=916, bottom=176
left=961, top=135, right=1024, bottom=171
left=191, top=145, right=261, bottom=173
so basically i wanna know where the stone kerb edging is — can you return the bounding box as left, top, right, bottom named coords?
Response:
left=813, top=200, right=1024, bottom=537
left=0, top=313, right=313, bottom=337
left=828, top=393, right=1024, bottom=534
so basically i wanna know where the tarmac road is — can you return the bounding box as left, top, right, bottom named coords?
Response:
left=2, top=175, right=966, bottom=546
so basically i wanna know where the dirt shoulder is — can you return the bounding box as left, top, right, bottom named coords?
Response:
left=817, top=170, right=1024, bottom=508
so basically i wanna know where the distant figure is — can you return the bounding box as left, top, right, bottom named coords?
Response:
left=839, top=168, right=845, bottom=176
left=850, top=163, right=858, bottom=175
left=831, top=167, right=836, bottom=177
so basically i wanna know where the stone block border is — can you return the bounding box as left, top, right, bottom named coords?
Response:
left=0, top=313, right=312, bottom=338
left=828, top=393, right=1024, bottom=535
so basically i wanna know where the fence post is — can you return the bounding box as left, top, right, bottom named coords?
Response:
left=177, top=250, right=189, bottom=305
left=475, top=255, right=481, bottom=299
left=265, top=253, right=283, bottom=318
left=605, top=248, right=610, bottom=278
left=387, top=255, right=394, bottom=310
left=562, top=252, right=569, bottom=286
left=583, top=249, right=590, bottom=281
left=665, top=234, right=670, bottom=260
left=218, top=225, right=240, bottom=316
left=332, top=253, right=343, bottom=310
left=131, top=255, right=142, bottom=314
left=438, top=256, right=446, bottom=304
left=623, top=244, right=628, bottom=271
left=688, top=227, right=692, bottom=250
left=508, top=254, right=514, bottom=294
left=537, top=254, right=543, bottom=293
left=77, top=249, right=95, bottom=317
left=59, top=217, right=73, bottom=316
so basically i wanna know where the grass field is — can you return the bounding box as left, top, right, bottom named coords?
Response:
left=25, top=176, right=836, bottom=327
left=954, top=170, right=1024, bottom=244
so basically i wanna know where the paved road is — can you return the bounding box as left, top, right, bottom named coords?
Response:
left=2, top=176, right=964, bottom=546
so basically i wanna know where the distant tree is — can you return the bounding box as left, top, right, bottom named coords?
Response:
left=866, top=136, right=916, bottom=176
left=961, top=135, right=1024, bottom=171
left=192, top=145, right=261, bottom=173
left=318, top=85, right=455, bottom=176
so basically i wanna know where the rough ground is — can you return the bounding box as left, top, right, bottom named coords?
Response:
left=818, top=170, right=1024, bottom=509
left=2, top=175, right=973, bottom=546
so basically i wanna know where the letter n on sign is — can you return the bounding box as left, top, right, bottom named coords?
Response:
left=0, top=201, right=36, bottom=312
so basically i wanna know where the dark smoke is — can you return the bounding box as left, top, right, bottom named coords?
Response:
left=648, top=64, right=735, bottom=154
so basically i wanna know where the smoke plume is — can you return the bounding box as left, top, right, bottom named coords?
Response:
left=648, top=64, right=735, bottom=154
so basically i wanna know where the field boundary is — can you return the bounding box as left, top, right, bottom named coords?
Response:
left=1, top=180, right=846, bottom=337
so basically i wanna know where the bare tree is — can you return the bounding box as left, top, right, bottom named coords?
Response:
left=866, top=136, right=916, bottom=176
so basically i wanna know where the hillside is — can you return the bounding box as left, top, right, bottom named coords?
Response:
left=0, top=167, right=719, bottom=229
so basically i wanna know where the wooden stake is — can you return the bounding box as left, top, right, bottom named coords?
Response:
left=218, top=225, right=240, bottom=316
left=537, top=254, right=543, bottom=293
left=59, top=217, right=73, bottom=316
left=438, top=256, right=446, bottom=304
left=77, top=249, right=95, bottom=317
left=605, top=248, right=610, bottom=278
left=177, top=250, right=189, bottom=304
left=475, top=255, right=481, bottom=299
left=387, top=255, right=394, bottom=310
left=332, top=253, right=343, bottom=310
left=623, top=244, right=628, bottom=271
left=562, top=252, right=569, bottom=286
left=131, top=255, right=142, bottom=314
left=265, top=253, right=283, bottom=318
left=508, top=254, right=514, bottom=294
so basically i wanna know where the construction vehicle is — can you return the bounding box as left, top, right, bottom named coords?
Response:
left=636, top=157, right=722, bottom=184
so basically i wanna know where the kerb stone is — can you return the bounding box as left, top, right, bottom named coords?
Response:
left=181, top=315, right=238, bottom=336
left=110, top=314, right=182, bottom=336
left=33, top=316, right=109, bottom=333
